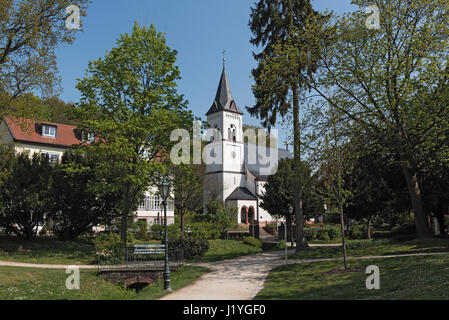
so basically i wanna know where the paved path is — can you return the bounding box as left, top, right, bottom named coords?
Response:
left=1, top=249, right=449, bottom=300
left=161, top=250, right=449, bottom=300
left=161, top=250, right=295, bottom=300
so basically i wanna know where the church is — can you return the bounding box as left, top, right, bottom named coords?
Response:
left=203, top=63, right=292, bottom=228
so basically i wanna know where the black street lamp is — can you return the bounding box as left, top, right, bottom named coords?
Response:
left=286, top=205, right=293, bottom=264
left=158, top=178, right=171, bottom=291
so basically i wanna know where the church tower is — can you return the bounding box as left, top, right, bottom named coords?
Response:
left=204, top=62, right=245, bottom=205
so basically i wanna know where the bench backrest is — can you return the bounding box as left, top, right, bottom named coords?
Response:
left=134, top=244, right=165, bottom=254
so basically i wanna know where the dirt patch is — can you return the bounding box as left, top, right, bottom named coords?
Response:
left=327, top=266, right=363, bottom=274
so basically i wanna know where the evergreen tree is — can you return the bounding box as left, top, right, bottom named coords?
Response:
left=248, top=0, right=330, bottom=250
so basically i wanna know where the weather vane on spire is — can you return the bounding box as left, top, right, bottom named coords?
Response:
left=222, top=49, right=226, bottom=66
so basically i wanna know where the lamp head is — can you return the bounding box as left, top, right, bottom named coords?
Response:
left=158, top=179, right=171, bottom=200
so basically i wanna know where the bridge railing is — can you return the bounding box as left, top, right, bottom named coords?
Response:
left=95, top=245, right=184, bottom=270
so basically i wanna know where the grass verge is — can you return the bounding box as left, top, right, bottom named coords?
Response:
left=255, top=254, right=449, bottom=300
left=0, top=265, right=208, bottom=300
left=190, top=240, right=262, bottom=263
left=0, top=237, right=95, bottom=265
left=292, top=238, right=449, bottom=260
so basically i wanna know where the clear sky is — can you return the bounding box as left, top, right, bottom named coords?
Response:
left=56, top=0, right=357, bottom=146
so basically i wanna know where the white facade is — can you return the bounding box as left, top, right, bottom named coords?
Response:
left=203, top=66, right=291, bottom=227
left=136, top=186, right=175, bottom=226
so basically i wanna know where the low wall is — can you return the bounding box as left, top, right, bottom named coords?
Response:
left=98, top=268, right=175, bottom=287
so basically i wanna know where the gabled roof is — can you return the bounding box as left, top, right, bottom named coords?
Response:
left=226, top=187, right=257, bottom=201
left=3, top=116, right=83, bottom=148
left=206, top=65, right=243, bottom=116
left=244, top=143, right=293, bottom=180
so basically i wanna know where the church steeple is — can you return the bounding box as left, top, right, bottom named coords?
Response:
left=206, top=63, right=243, bottom=116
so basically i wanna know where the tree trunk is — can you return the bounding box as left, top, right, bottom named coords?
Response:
left=339, top=202, right=348, bottom=270
left=180, top=210, right=185, bottom=239
left=399, top=161, right=430, bottom=238
left=292, top=84, right=307, bottom=251
left=367, top=216, right=372, bottom=240
left=437, top=199, right=447, bottom=235
left=120, top=210, right=128, bottom=246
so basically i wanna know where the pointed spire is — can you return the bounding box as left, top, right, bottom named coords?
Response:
left=206, top=61, right=243, bottom=116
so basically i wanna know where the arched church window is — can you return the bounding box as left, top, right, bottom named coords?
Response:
left=229, top=124, right=237, bottom=142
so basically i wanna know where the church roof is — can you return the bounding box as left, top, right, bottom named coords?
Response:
left=206, top=65, right=243, bottom=116
left=244, top=143, right=293, bottom=180
left=226, top=187, right=257, bottom=201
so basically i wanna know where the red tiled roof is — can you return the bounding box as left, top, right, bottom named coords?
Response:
left=3, top=116, right=83, bottom=148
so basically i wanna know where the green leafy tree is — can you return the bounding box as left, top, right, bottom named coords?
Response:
left=202, top=201, right=238, bottom=235
left=310, top=0, right=449, bottom=237
left=260, top=158, right=322, bottom=244
left=72, top=23, right=195, bottom=245
left=0, top=152, right=52, bottom=239
left=173, top=163, right=204, bottom=238
left=248, top=0, right=330, bottom=250
left=0, top=0, right=88, bottom=117
left=48, top=151, right=122, bottom=241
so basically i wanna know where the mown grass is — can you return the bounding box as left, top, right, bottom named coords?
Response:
left=292, top=238, right=449, bottom=260
left=0, top=265, right=208, bottom=300
left=134, top=265, right=209, bottom=300
left=0, top=237, right=95, bottom=265
left=255, top=254, right=449, bottom=300
left=190, top=239, right=262, bottom=263
left=0, top=237, right=262, bottom=265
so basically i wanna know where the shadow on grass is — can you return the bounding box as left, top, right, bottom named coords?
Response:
left=255, top=255, right=449, bottom=300
left=0, top=236, right=95, bottom=264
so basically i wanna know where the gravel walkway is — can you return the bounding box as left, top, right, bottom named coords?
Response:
left=160, top=250, right=449, bottom=300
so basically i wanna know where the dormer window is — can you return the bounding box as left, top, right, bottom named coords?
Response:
left=42, top=124, right=57, bottom=138
left=82, top=131, right=95, bottom=143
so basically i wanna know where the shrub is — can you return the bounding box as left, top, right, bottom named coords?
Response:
left=168, top=238, right=209, bottom=259
left=326, top=225, right=341, bottom=240
left=187, top=222, right=221, bottom=240
left=94, top=232, right=125, bottom=264
left=349, top=223, right=365, bottom=239
left=149, top=223, right=180, bottom=240
left=243, top=236, right=263, bottom=248
left=277, top=240, right=286, bottom=249
left=320, top=232, right=330, bottom=241
left=150, top=224, right=164, bottom=240
left=135, top=220, right=150, bottom=240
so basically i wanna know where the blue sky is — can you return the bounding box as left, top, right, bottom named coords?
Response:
left=56, top=0, right=357, bottom=146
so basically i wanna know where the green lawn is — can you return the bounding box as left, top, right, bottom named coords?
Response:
left=0, top=265, right=208, bottom=300
left=255, top=254, right=449, bottom=300
left=0, top=237, right=263, bottom=265
left=292, top=238, right=449, bottom=260
left=190, top=239, right=263, bottom=262
left=0, top=237, right=95, bottom=265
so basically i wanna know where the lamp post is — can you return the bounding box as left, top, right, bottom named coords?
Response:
left=158, top=178, right=171, bottom=291
left=286, top=205, right=293, bottom=264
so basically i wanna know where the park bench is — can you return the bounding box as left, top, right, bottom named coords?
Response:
left=133, top=244, right=165, bottom=255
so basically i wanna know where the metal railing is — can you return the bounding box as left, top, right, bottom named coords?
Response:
left=95, top=244, right=184, bottom=270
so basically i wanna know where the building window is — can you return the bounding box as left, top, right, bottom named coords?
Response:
left=138, top=196, right=173, bottom=211
left=138, top=196, right=150, bottom=211
left=41, top=152, right=59, bottom=165
left=82, top=131, right=95, bottom=143
left=42, top=125, right=57, bottom=138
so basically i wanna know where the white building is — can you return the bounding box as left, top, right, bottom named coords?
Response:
left=203, top=64, right=292, bottom=227
left=0, top=117, right=174, bottom=227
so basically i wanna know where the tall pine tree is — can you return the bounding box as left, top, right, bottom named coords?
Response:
left=248, top=0, right=330, bottom=250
